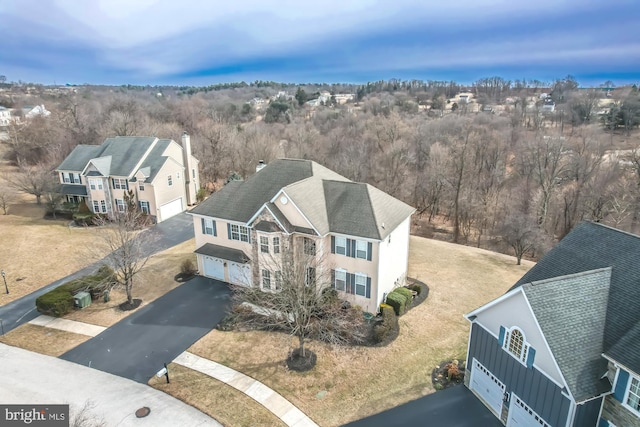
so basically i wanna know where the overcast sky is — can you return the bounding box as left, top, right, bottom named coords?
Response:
left=1, top=0, right=639, bottom=86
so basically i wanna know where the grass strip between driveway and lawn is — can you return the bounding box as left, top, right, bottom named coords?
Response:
left=0, top=324, right=90, bottom=357
left=148, top=363, right=287, bottom=427
left=164, top=235, right=533, bottom=427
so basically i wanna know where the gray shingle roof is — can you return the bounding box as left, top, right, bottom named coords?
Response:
left=194, top=243, right=249, bottom=264
left=191, top=159, right=414, bottom=240
left=57, top=145, right=102, bottom=171
left=523, top=268, right=612, bottom=402
left=97, top=137, right=157, bottom=177
left=509, top=221, right=640, bottom=389
left=58, top=184, right=88, bottom=196
left=137, top=139, right=171, bottom=183
left=190, top=159, right=313, bottom=222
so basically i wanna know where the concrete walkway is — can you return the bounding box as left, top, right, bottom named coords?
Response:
left=29, top=315, right=107, bottom=336
left=174, top=352, right=319, bottom=427
left=0, top=344, right=221, bottom=427
left=27, top=315, right=319, bottom=427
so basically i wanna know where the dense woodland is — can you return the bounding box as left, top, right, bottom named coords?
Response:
left=1, top=76, right=640, bottom=262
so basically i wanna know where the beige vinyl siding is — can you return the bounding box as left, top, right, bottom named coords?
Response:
left=151, top=159, right=185, bottom=215
left=273, top=194, right=315, bottom=230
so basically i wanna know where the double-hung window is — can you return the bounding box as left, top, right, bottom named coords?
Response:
left=335, top=237, right=347, bottom=255
left=262, top=270, right=271, bottom=290
left=334, top=269, right=346, bottom=291
left=355, top=273, right=367, bottom=296
left=139, top=182, right=144, bottom=191
left=356, top=240, right=368, bottom=259
left=260, top=236, right=269, bottom=253
left=62, top=173, right=70, bottom=184
left=92, top=200, right=100, bottom=213
left=89, top=179, right=103, bottom=190
left=273, top=237, right=280, bottom=254
left=112, top=178, right=127, bottom=190
left=274, top=271, right=282, bottom=290
left=100, top=200, right=107, bottom=213
left=627, top=376, right=640, bottom=413
left=115, top=199, right=126, bottom=212
left=203, top=218, right=215, bottom=235
left=140, top=201, right=150, bottom=215
left=230, top=224, right=250, bottom=242
left=167, top=175, right=173, bottom=186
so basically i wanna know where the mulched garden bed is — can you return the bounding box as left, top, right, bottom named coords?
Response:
left=286, top=348, right=317, bottom=372
left=432, top=359, right=466, bottom=390
left=119, top=299, right=142, bottom=311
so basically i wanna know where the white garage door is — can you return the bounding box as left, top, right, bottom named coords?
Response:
left=229, top=262, right=251, bottom=286
left=507, top=394, right=550, bottom=427
left=158, top=198, right=183, bottom=221
left=470, top=359, right=506, bottom=416
left=202, top=256, right=224, bottom=281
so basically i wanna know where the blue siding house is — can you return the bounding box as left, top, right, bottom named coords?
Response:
left=464, top=222, right=640, bottom=427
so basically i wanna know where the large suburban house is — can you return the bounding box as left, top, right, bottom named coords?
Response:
left=464, top=222, right=640, bottom=427
left=189, top=159, right=415, bottom=314
left=56, top=133, right=199, bottom=223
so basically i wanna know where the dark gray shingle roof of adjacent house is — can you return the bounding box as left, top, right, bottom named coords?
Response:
left=511, top=221, right=640, bottom=376
left=523, top=268, right=612, bottom=402
left=190, top=159, right=313, bottom=222
left=190, top=159, right=414, bottom=239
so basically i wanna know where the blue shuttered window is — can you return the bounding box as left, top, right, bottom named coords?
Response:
left=614, top=370, right=630, bottom=402
left=526, top=347, right=536, bottom=368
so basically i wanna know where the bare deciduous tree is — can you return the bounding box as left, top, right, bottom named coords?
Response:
left=5, top=160, right=56, bottom=205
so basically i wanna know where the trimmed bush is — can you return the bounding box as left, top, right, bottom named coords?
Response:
left=409, top=283, right=422, bottom=295
left=36, top=266, right=116, bottom=317
left=385, top=291, right=406, bottom=316
left=394, top=287, right=414, bottom=305
left=373, top=306, right=399, bottom=344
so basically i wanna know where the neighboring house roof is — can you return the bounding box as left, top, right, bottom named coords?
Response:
left=190, top=159, right=414, bottom=240
left=194, top=243, right=249, bottom=264
left=506, top=221, right=640, bottom=388
left=522, top=268, right=612, bottom=402
left=57, top=137, right=158, bottom=177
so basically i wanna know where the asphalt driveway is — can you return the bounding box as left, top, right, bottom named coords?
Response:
left=0, top=212, right=194, bottom=334
left=343, top=385, right=503, bottom=427
left=60, top=276, right=230, bottom=383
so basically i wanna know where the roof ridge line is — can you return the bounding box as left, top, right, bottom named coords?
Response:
left=526, top=267, right=612, bottom=288
left=586, top=220, right=640, bottom=240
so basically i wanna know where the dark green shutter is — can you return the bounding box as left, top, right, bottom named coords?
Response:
left=125, top=180, right=129, bottom=190
left=227, top=223, right=231, bottom=239
left=331, top=236, right=335, bottom=254
left=614, top=370, right=630, bottom=402
left=351, top=240, right=357, bottom=258
left=526, top=347, right=536, bottom=368
left=111, top=178, right=115, bottom=188
left=367, top=242, right=372, bottom=261
left=212, top=220, right=217, bottom=237
left=331, top=269, right=336, bottom=289
left=346, top=239, right=351, bottom=257
left=366, top=277, right=371, bottom=298
left=201, top=218, right=206, bottom=234
left=498, top=326, right=506, bottom=346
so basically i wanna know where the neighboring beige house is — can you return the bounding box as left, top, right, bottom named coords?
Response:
left=189, top=159, right=415, bottom=314
left=56, top=133, right=200, bottom=223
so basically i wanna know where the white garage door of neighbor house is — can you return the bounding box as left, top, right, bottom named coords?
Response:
left=470, top=359, right=506, bottom=416
left=229, top=262, right=251, bottom=286
left=507, top=394, right=551, bottom=427
left=158, top=198, right=183, bottom=221
left=203, top=256, right=224, bottom=281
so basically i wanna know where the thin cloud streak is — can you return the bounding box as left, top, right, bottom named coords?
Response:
left=0, top=0, right=637, bottom=85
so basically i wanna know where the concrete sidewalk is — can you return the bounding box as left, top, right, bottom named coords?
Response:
left=28, top=315, right=106, bottom=336
left=174, top=352, right=319, bottom=427
left=0, top=344, right=221, bottom=427
left=27, top=315, right=318, bottom=427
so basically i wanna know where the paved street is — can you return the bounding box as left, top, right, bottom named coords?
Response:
left=0, top=212, right=194, bottom=334
left=60, top=276, right=230, bottom=383
left=343, top=385, right=503, bottom=427
left=0, top=343, right=221, bottom=426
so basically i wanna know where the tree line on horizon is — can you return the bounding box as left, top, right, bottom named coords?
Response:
left=1, top=75, right=640, bottom=262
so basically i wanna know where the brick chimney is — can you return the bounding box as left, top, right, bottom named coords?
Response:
left=181, top=132, right=197, bottom=205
